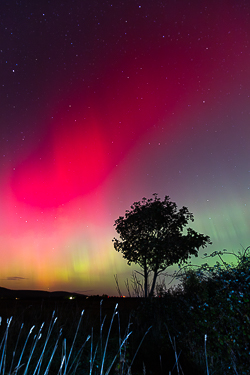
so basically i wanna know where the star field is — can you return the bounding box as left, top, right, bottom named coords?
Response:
left=0, top=0, right=250, bottom=295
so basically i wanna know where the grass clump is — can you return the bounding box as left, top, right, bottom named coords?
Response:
left=0, top=301, right=150, bottom=375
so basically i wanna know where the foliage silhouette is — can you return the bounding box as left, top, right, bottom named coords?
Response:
left=113, top=194, right=211, bottom=297
left=172, top=246, right=250, bottom=374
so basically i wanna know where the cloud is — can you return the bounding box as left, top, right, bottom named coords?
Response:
left=3, top=276, right=27, bottom=281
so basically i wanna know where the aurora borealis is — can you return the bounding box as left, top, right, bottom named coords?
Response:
left=1, top=1, right=250, bottom=295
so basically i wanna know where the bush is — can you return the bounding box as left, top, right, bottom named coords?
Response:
left=131, top=247, right=250, bottom=374
left=175, top=247, right=250, bottom=374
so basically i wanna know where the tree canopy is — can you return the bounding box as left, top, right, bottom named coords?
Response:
left=113, top=194, right=212, bottom=297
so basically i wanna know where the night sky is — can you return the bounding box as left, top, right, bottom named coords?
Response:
left=1, top=0, right=250, bottom=295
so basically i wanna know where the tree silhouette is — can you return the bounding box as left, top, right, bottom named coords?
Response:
left=113, top=194, right=211, bottom=297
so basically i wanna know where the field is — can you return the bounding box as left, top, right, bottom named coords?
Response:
left=1, top=249, right=250, bottom=375
left=0, top=292, right=203, bottom=375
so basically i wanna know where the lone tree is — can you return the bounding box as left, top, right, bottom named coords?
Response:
left=113, top=194, right=211, bottom=297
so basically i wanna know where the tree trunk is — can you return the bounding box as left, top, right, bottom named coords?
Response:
left=149, top=269, right=158, bottom=297
left=144, top=258, right=148, bottom=298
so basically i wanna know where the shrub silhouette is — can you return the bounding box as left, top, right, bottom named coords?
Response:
left=132, top=247, right=250, bottom=374
left=176, top=247, right=250, bottom=374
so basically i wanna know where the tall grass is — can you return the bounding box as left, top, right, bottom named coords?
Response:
left=2, top=291, right=243, bottom=374
left=0, top=301, right=151, bottom=375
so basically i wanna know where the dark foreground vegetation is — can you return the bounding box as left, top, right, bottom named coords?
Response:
left=0, top=248, right=249, bottom=375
